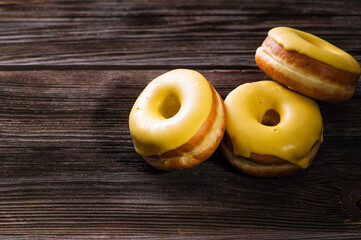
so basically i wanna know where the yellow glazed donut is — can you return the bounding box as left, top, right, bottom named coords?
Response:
left=220, top=81, right=323, bottom=177
left=255, top=27, right=361, bottom=102
left=129, top=69, right=226, bottom=170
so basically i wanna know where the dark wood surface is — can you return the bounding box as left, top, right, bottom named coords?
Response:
left=1, top=0, right=361, bottom=239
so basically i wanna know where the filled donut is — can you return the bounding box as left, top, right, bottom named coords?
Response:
left=255, top=27, right=361, bottom=103
left=129, top=69, right=226, bottom=170
left=220, top=81, right=323, bottom=177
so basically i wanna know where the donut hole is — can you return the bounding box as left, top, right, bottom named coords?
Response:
left=297, top=31, right=340, bottom=56
left=261, top=109, right=280, bottom=126
left=158, top=92, right=181, bottom=119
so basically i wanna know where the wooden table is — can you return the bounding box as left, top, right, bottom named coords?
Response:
left=1, top=0, right=361, bottom=239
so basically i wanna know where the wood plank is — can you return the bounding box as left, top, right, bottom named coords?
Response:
left=1, top=0, right=361, bottom=238
left=1, top=70, right=361, bottom=237
left=0, top=0, right=359, bottom=67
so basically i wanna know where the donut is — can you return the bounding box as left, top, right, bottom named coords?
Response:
left=255, top=27, right=361, bottom=103
left=220, top=81, right=323, bottom=177
left=129, top=69, right=226, bottom=170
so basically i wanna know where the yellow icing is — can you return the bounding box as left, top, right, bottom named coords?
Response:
left=129, top=69, right=212, bottom=156
left=224, top=81, right=323, bottom=169
left=269, top=27, right=361, bottom=74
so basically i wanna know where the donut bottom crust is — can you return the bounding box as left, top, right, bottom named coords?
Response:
left=220, top=133, right=322, bottom=177
left=255, top=37, right=360, bottom=103
left=142, top=84, right=226, bottom=170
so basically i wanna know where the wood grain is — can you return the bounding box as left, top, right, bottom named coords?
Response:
left=0, top=0, right=361, bottom=238
left=1, top=70, right=361, bottom=238
left=0, top=0, right=359, bottom=68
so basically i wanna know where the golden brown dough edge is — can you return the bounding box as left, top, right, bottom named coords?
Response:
left=220, top=134, right=322, bottom=177
left=142, top=83, right=227, bottom=170
left=255, top=36, right=360, bottom=103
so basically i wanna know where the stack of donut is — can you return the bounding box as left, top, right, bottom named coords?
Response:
left=221, top=27, right=360, bottom=177
left=129, top=26, right=361, bottom=177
